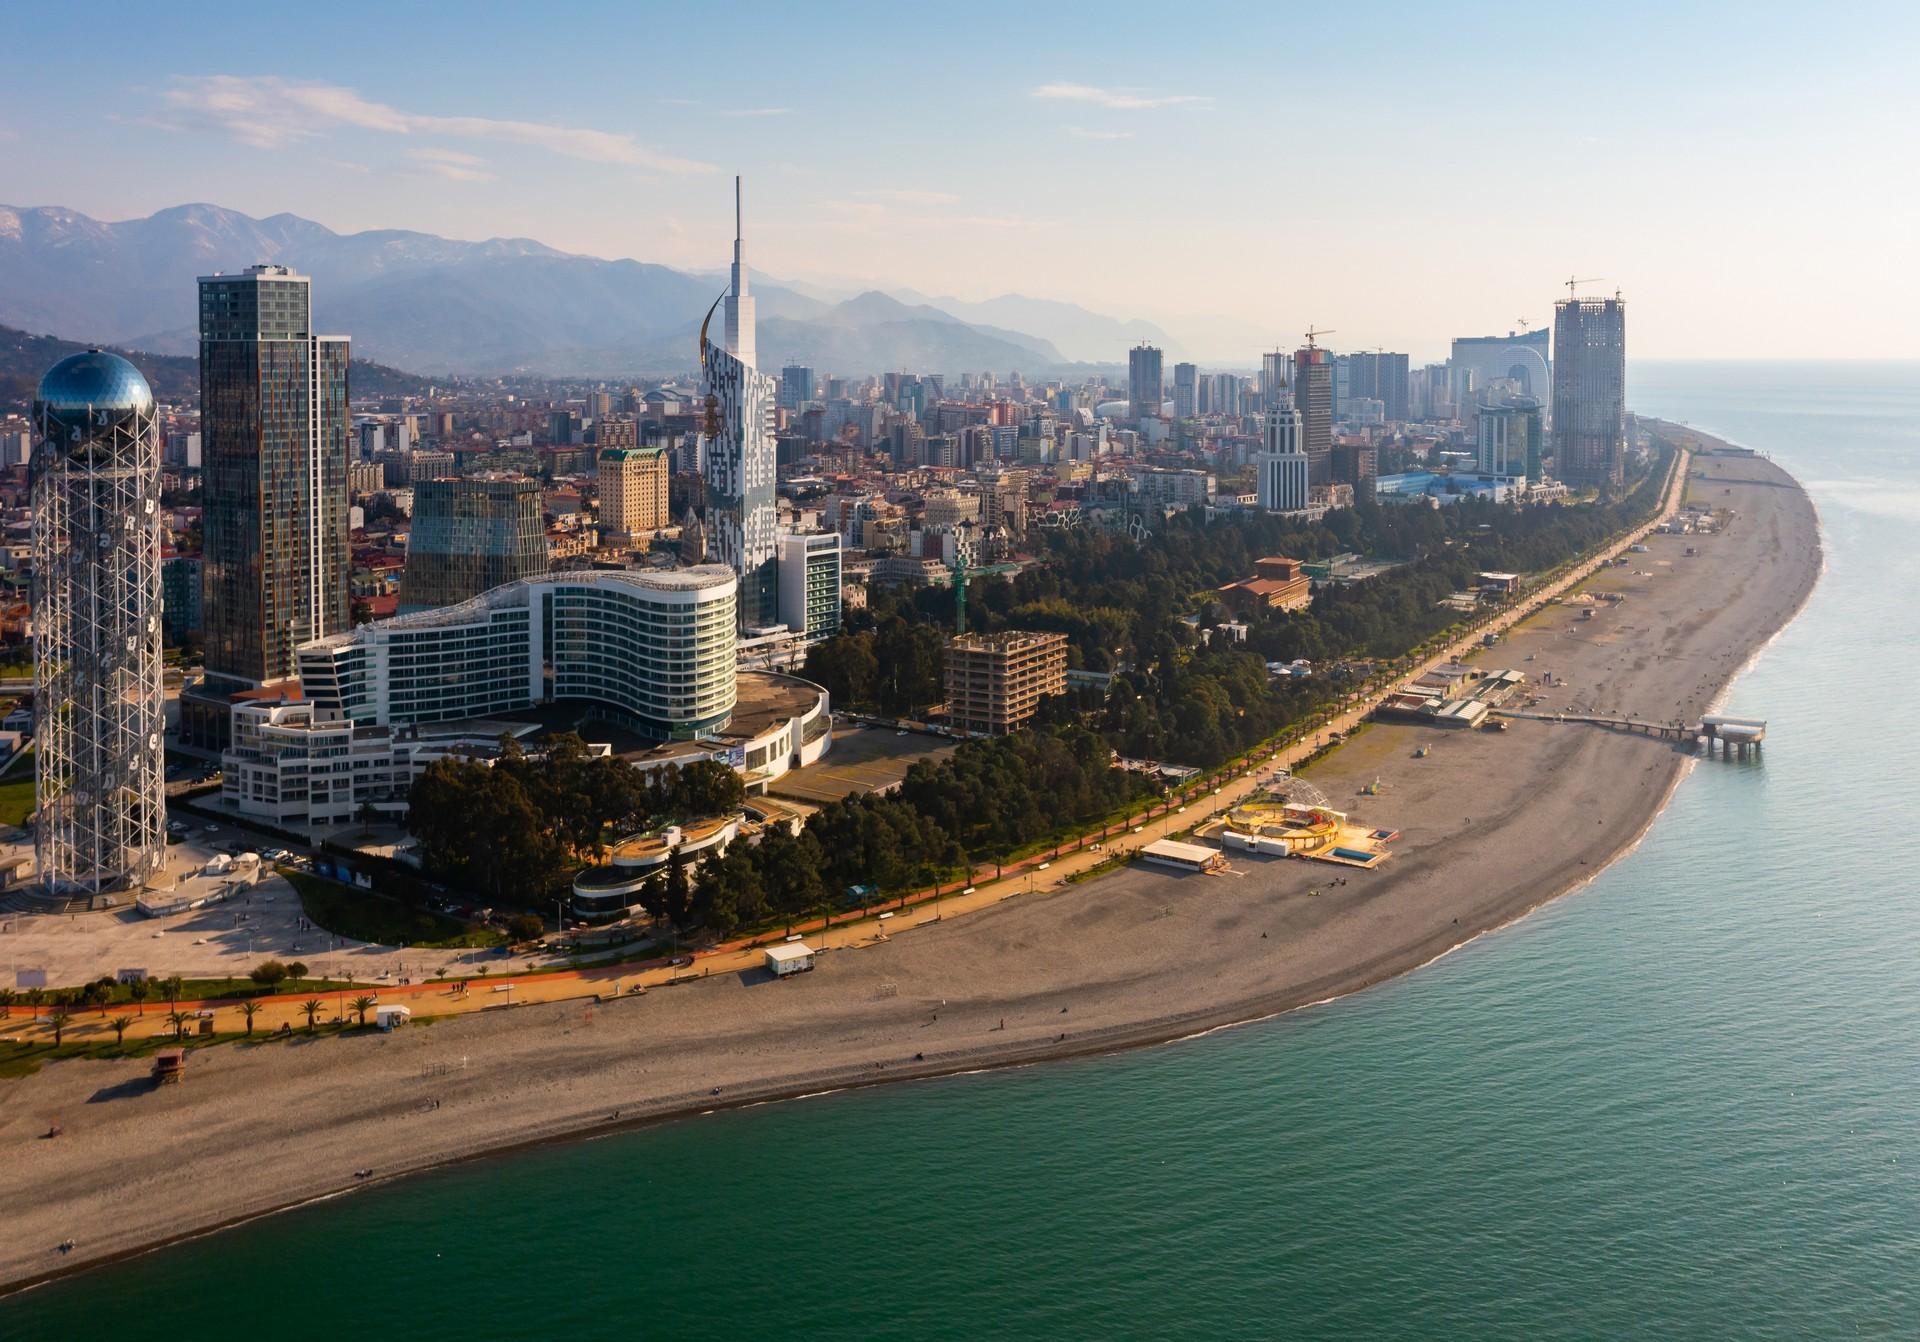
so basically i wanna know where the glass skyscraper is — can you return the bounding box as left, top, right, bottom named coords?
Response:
left=702, top=178, right=778, bottom=629
left=183, top=265, right=350, bottom=748
left=400, top=476, right=548, bottom=613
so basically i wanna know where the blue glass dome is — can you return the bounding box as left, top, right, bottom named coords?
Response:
left=35, top=350, right=154, bottom=437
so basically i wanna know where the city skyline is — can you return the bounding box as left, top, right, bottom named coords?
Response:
left=4, top=1, right=1917, bottom=361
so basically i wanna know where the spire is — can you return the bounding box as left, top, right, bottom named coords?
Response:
left=723, top=175, right=756, bottom=367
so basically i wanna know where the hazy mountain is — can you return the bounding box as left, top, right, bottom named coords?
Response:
left=0, top=320, right=437, bottom=409
left=891, top=288, right=1174, bottom=363
left=0, top=203, right=1079, bottom=377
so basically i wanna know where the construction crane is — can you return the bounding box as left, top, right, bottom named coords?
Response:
left=1563, top=275, right=1605, bottom=299
left=1304, top=326, right=1336, bottom=350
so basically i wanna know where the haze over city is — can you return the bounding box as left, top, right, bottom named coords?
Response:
left=6, top=0, right=1917, bottom=361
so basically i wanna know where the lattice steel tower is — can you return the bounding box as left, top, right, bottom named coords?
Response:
left=31, top=351, right=166, bottom=894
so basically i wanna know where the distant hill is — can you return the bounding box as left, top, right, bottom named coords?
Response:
left=0, top=322, right=436, bottom=411
left=0, top=203, right=1144, bottom=378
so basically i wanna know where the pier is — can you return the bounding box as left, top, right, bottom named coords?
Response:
left=1494, top=708, right=1767, bottom=758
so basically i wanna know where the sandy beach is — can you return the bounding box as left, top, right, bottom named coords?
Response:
left=0, top=439, right=1820, bottom=1294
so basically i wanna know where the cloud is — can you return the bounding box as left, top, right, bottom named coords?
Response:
left=407, top=147, right=495, bottom=182
left=159, top=75, right=716, bottom=174
left=1032, top=81, right=1210, bottom=110
left=1067, top=126, right=1134, bottom=141
left=320, top=157, right=372, bottom=173
left=722, top=107, right=792, bottom=118
left=854, top=189, right=961, bottom=205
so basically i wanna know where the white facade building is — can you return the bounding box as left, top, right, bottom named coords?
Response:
left=296, top=567, right=739, bottom=739
left=703, top=177, right=778, bottom=627
left=777, top=532, right=844, bottom=642
left=1256, top=403, right=1311, bottom=512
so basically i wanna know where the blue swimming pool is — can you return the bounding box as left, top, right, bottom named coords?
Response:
left=1332, top=847, right=1376, bottom=862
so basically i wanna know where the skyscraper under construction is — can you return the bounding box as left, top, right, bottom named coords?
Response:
left=1551, top=295, right=1627, bottom=489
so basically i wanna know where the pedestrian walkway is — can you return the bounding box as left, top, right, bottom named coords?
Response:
left=3, top=453, right=1688, bottom=1048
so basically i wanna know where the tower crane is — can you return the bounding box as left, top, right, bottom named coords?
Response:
left=1304, top=326, right=1336, bottom=350
left=1562, top=275, right=1605, bottom=299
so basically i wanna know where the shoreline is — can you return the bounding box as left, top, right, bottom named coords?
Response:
left=0, top=434, right=1822, bottom=1297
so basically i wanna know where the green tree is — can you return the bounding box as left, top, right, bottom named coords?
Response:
left=249, top=959, right=289, bottom=991
left=165, top=1009, right=189, bottom=1041
left=301, top=999, right=323, bottom=1032
left=238, top=1001, right=261, bottom=1035
left=47, top=1003, right=73, bottom=1045
left=663, top=847, right=691, bottom=927
left=128, top=978, right=150, bottom=1014
left=350, top=995, right=377, bottom=1026
left=285, top=961, right=309, bottom=991
left=507, top=913, right=545, bottom=943
left=110, top=1015, right=131, bottom=1048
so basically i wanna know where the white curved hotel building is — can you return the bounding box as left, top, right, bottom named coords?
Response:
left=297, top=567, right=739, bottom=739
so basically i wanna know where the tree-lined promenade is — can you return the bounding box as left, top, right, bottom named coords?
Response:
left=1, top=445, right=1687, bottom=1057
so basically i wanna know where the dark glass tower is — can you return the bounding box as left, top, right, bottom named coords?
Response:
left=182, top=266, right=350, bottom=748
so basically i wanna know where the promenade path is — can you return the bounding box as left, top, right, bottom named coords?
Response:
left=5, top=450, right=1689, bottom=1046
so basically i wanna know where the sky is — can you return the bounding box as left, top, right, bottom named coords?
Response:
left=2, top=0, right=1916, bottom=364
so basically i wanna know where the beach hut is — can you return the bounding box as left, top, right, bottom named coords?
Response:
left=375, top=1005, right=412, bottom=1031
left=153, top=1049, right=185, bottom=1084
left=765, top=943, right=816, bottom=978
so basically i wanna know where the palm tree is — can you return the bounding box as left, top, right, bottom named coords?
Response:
left=238, top=1001, right=261, bottom=1035
left=300, top=999, right=323, bottom=1032
left=165, top=1010, right=189, bottom=1041
left=24, top=987, right=43, bottom=1020
left=163, top=975, right=184, bottom=1009
left=48, top=1004, right=73, bottom=1046
left=0, top=987, right=14, bottom=1017
left=110, top=1015, right=131, bottom=1049
left=349, top=995, right=377, bottom=1027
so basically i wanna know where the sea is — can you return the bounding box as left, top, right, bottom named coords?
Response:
left=9, top=362, right=1919, bottom=1338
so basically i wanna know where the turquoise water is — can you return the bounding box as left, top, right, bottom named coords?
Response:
left=10, top=363, right=1920, bottom=1337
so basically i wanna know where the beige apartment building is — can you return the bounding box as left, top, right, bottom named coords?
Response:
left=945, top=630, right=1068, bottom=736
left=598, top=446, right=669, bottom=540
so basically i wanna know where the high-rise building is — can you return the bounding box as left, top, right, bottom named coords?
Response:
left=1450, top=328, right=1551, bottom=410
left=1210, top=372, right=1245, bottom=418
left=1293, top=346, right=1334, bottom=482
left=1551, top=296, right=1627, bottom=488
left=1254, top=402, right=1310, bottom=512
left=702, top=178, right=779, bottom=627
left=1347, top=351, right=1411, bottom=421
left=31, top=352, right=166, bottom=894
left=1477, top=399, right=1544, bottom=479
left=776, top=532, right=844, bottom=641
left=400, top=477, right=548, bottom=613
left=598, top=445, right=670, bottom=540
left=1260, top=350, right=1291, bottom=409
left=779, top=364, right=816, bottom=413
left=185, top=265, right=350, bottom=749
left=1128, top=343, right=1164, bottom=424
left=1172, top=362, right=1199, bottom=420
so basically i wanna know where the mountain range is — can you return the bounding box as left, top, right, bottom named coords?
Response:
left=0, top=321, right=436, bottom=409
left=0, top=204, right=1170, bottom=378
